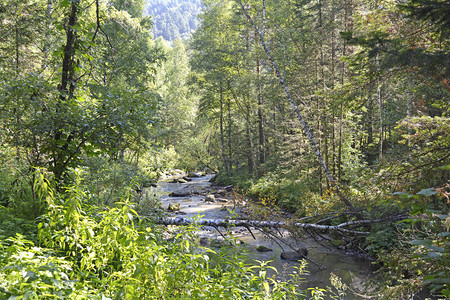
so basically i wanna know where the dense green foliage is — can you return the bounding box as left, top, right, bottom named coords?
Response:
left=0, top=0, right=449, bottom=298
left=0, top=174, right=316, bottom=299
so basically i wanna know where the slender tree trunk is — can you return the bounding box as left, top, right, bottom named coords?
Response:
left=246, top=103, right=255, bottom=176
left=256, top=45, right=265, bottom=167
left=331, top=0, right=336, bottom=176
left=367, top=99, right=373, bottom=147
left=338, top=103, right=343, bottom=182
left=316, top=62, right=323, bottom=195
left=15, top=26, right=19, bottom=73
left=15, top=24, right=20, bottom=160
left=42, top=0, right=53, bottom=70
left=319, top=0, right=330, bottom=188
left=54, top=1, right=78, bottom=183
left=377, top=53, right=383, bottom=161
left=227, top=98, right=233, bottom=171
left=220, top=81, right=228, bottom=173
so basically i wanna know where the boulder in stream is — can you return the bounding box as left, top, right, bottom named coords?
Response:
left=216, top=198, right=228, bottom=203
left=280, top=248, right=308, bottom=261
left=169, top=190, right=192, bottom=197
left=142, top=181, right=157, bottom=188
left=224, top=185, right=234, bottom=191
left=205, top=195, right=215, bottom=202
left=256, top=245, right=273, bottom=252
left=199, top=237, right=210, bottom=246
left=210, top=238, right=229, bottom=248
left=216, top=189, right=227, bottom=195
left=188, top=171, right=203, bottom=177
left=170, top=178, right=187, bottom=183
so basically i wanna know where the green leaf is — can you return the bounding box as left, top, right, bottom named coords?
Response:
left=423, top=277, right=450, bottom=285
left=410, top=239, right=432, bottom=246
left=423, top=252, right=443, bottom=259
left=425, top=245, right=445, bottom=253
left=417, top=188, right=438, bottom=197
left=410, top=204, right=425, bottom=215
left=442, top=289, right=450, bottom=297
left=440, top=164, right=450, bottom=171
left=437, top=231, right=450, bottom=237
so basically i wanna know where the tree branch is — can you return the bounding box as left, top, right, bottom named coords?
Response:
left=144, top=215, right=406, bottom=235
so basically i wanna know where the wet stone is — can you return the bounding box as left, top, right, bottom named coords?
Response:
left=211, top=238, right=228, bottom=248
left=205, top=195, right=215, bottom=202
left=280, top=248, right=308, bottom=261
left=199, top=237, right=210, bottom=246
left=256, top=245, right=273, bottom=252
left=169, top=190, right=191, bottom=197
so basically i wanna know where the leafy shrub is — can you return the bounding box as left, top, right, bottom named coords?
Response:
left=0, top=207, right=36, bottom=241
left=373, top=187, right=450, bottom=299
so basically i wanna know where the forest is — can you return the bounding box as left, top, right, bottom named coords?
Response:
left=147, top=0, right=202, bottom=41
left=0, top=0, right=449, bottom=299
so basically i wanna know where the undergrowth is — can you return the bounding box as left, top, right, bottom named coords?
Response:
left=0, top=172, right=343, bottom=299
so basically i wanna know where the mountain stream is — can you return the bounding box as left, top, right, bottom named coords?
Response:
left=153, top=174, right=373, bottom=299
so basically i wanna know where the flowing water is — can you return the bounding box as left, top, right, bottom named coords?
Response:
left=154, top=174, right=373, bottom=299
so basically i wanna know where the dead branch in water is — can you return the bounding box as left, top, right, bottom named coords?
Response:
left=143, top=215, right=407, bottom=235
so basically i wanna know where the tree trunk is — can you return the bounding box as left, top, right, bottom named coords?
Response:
left=377, top=54, right=383, bottom=161
left=219, top=81, right=228, bottom=173
left=148, top=215, right=407, bottom=235
left=227, top=98, right=233, bottom=171
left=256, top=32, right=265, bottom=168
left=53, top=0, right=79, bottom=183
left=246, top=103, right=255, bottom=176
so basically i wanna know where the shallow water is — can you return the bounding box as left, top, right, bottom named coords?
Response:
left=155, top=175, right=373, bottom=299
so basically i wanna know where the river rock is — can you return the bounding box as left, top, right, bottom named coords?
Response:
left=142, top=181, right=157, bottom=188
left=167, top=203, right=180, bottom=212
left=182, top=176, right=192, bottom=182
left=216, top=198, right=228, bottom=203
left=211, top=238, right=228, bottom=248
left=205, top=195, right=215, bottom=202
left=208, top=175, right=217, bottom=182
left=169, top=190, right=191, bottom=197
left=280, top=248, right=308, bottom=261
left=214, top=189, right=226, bottom=196
left=224, top=185, right=234, bottom=191
left=170, top=178, right=187, bottom=183
left=199, top=237, right=210, bottom=246
left=256, top=245, right=273, bottom=252
left=173, top=169, right=186, bottom=176
left=188, top=171, right=203, bottom=177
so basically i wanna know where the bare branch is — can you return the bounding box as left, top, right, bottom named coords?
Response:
left=144, top=215, right=406, bottom=235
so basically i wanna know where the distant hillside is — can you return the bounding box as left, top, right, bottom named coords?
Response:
left=146, top=0, right=202, bottom=41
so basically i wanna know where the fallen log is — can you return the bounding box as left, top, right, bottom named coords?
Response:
left=143, top=215, right=407, bottom=236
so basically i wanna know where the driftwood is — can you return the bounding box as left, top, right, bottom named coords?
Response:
left=145, top=215, right=407, bottom=236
